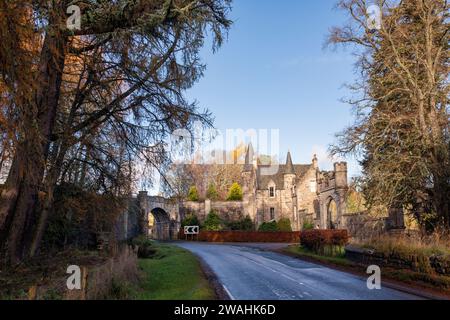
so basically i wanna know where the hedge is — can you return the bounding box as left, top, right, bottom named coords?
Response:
left=300, top=229, right=349, bottom=253
left=180, top=230, right=301, bottom=243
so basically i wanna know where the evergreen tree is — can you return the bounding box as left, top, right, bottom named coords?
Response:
left=227, top=183, right=243, bottom=201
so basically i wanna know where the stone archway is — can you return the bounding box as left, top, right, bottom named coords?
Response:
left=148, top=208, right=171, bottom=240
left=327, top=198, right=338, bottom=229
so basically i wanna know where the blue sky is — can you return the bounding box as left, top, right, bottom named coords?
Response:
left=185, top=0, right=362, bottom=177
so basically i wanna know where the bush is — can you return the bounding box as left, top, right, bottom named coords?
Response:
left=43, top=183, right=125, bottom=251
left=187, top=186, right=200, bottom=201
left=132, top=236, right=156, bottom=258
left=302, top=221, right=315, bottom=230
left=181, top=214, right=200, bottom=227
left=226, top=183, right=243, bottom=201
left=258, top=221, right=279, bottom=232
left=226, top=216, right=254, bottom=231
left=204, top=211, right=223, bottom=231
left=300, top=229, right=349, bottom=255
left=277, top=218, right=292, bottom=232
left=206, top=184, right=219, bottom=200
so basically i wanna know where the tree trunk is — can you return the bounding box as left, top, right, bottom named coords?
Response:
left=29, top=140, right=70, bottom=257
left=0, top=25, right=67, bottom=264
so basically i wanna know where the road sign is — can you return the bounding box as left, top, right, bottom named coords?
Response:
left=184, top=226, right=199, bottom=235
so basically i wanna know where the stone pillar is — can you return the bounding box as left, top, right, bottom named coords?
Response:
left=138, top=191, right=149, bottom=235
left=337, top=189, right=347, bottom=228
left=387, top=207, right=405, bottom=230
left=205, top=199, right=211, bottom=215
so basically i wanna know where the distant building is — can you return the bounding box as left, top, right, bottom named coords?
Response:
left=182, top=144, right=349, bottom=231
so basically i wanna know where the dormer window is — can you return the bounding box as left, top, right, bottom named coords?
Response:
left=269, top=186, right=275, bottom=197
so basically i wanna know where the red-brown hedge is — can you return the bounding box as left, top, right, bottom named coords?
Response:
left=300, top=229, right=349, bottom=252
left=179, top=230, right=301, bottom=243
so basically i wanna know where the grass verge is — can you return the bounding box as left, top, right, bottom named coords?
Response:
left=129, top=243, right=216, bottom=300
left=283, top=245, right=353, bottom=268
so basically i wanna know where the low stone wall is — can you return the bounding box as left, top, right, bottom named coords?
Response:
left=182, top=200, right=245, bottom=222
left=180, top=230, right=300, bottom=243
left=345, top=245, right=450, bottom=276
left=343, top=213, right=387, bottom=240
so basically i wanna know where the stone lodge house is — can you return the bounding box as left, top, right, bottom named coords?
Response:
left=181, top=144, right=349, bottom=231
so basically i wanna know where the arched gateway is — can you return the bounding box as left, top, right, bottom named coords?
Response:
left=137, top=192, right=181, bottom=241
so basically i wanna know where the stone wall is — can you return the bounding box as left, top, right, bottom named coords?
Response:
left=181, top=200, right=245, bottom=223
left=115, top=198, right=141, bottom=241
left=345, top=245, right=450, bottom=276
left=343, top=212, right=388, bottom=241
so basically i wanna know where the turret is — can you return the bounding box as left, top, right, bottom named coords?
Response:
left=284, top=151, right=296, bottom=190
left=312, top=154, right=318, bottom=169
left=334, top=162, right=348, bottom=189
left=243, top=143, right=254, bottom=173
left=242, top=144, right=255, bottom=193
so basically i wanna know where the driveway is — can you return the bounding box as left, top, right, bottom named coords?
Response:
left=175, top=242, right=424, bottom=300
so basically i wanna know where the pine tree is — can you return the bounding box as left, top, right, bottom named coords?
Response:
left=206, top=184, right=219, bottom=200
left=227, top=183, right=243, bottom=201
left=187, top=186, right=200, bottom=202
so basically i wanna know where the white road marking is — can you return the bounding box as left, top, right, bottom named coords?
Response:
left=223, top=285, right=235, bottom=300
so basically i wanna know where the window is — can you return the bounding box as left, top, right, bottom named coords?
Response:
left=270, top=208, right=275, bottom=220
left=269, top=186, right=275, bottom=197
left=309, top=180, right=317, bottom=193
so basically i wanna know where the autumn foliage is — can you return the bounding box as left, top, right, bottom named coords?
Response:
left=300, top=230, right=349, bottom=253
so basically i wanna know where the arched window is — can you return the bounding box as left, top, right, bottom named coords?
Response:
left=327, top=199, right=338, bottom=229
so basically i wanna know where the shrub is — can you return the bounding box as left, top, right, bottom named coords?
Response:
left=132, top=236, right=156, bottom=258
left=226, top=183, right=243, bottom=201
left=206, top=184, right=219, bottom=200
left=181, top=214, right=200, bottom=227
left=43, top=183, right=126, bottom=251
left=132, top=235, right=154, bottom=248
left=277, top=218, right=292, bottom=232
left=240, top=216, right=254, bottom=231
left=258, top=221, right=279, bottom=232
left=204, top=211, right=223, bottom=231
left=302, top=221, right=315, bottom=230
left=187, top=186, right=200, bottom=201
left=300, top=229, right=349, bottom=255
left=226, top=216, right=254, bottom=231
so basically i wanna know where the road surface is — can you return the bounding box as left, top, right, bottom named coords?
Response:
left=175, top=242, right=423, bottom=300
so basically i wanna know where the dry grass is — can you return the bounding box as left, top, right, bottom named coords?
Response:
left=352, top=230, right=450, bottom=257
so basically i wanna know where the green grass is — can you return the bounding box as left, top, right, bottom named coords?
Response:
left=130, top=243, right=216, bottom=300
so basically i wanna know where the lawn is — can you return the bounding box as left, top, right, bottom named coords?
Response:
left=130, top=243, right=216, bottom=300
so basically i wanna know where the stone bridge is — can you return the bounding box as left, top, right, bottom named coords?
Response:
left=137, top=191, right=181, bottom=241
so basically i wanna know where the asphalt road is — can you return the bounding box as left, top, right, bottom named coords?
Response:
left=175, top=242, right=424, bottom=300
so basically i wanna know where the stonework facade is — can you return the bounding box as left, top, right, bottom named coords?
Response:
left=121, top=145, right=350, bottom=240
left=181, top=145, right=349, bottom=231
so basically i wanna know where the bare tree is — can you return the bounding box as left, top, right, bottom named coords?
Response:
left=328, top=0, right=449, bottom=229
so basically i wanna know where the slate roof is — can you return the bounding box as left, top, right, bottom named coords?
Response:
left=285, top=151, right=295, bottom=174
left=256, top=164, right=312, bottom=190
left=243, top=143, right=255, bottom=172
